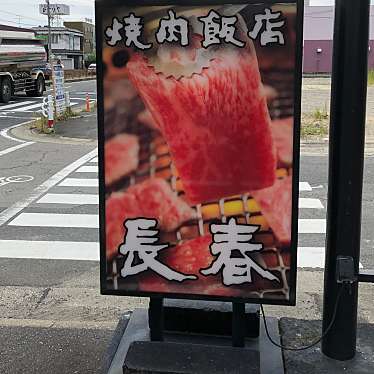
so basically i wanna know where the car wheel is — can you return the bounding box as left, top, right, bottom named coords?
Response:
left=27, top=75, right=45, bottom=97
left=0, top=76, right=12, bottom=103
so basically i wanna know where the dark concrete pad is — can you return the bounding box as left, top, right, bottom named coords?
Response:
left=280, top=318, right=374, bottom=374
left=123, top=341, right=260, bottom=374
left=106, top=309, right=283, bottom=374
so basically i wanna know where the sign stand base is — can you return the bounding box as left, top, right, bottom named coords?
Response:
left=104, top=302, right=284, bottom=374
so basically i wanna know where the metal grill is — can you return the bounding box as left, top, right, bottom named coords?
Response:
left=106, top=68, right=294, bottom=301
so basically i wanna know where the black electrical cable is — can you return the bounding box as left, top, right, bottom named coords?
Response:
left=260, top=284, right=346, bottom=351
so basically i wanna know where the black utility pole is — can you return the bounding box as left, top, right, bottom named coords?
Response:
left=322, top=0, right=370, bottom=361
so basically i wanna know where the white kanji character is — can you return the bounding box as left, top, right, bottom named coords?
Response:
left=199, top=10, right=245, bottom=48
left=119, top=218, right=197, bottom=282
left=201, top=217, right=279, bottom=286
left=156, top=10, right=189, bottom=46
left=248, top=8, right=285, bottom=46
left=105, top=17, right=123, bottom=47
left=123, top=13, right=152, bottom=50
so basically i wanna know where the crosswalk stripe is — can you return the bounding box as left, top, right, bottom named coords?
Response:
left=12, top=102, right=78, bottom=112
left=298, top=247, right=363, bottom=268
left=37, top=193, right=99, bottom=205
left=34, top=193, right=322, bottom=209
left=299, top=219, right=326, bottom=233
left=299, top=198, right=324, bottom=209
left=0, top=101, right=34, bottom=110
left=59, top=178, right=98, bottom=187
left=0, top=240, right=99, bottom=261
left=8, top=213, right=99, bottom=228
left=12, top=102, right=45, bottom=112
left=89, top=157, right=98, bottom=163
left=76, top=166, right=98, bottom=173
left=299, top=182, right=312, bottom=191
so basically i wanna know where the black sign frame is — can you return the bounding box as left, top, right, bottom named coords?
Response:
left=96, top=0, right=304, bottom=306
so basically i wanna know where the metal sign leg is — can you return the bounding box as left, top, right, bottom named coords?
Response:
left=148, top=297, right=164, bottom=341
left=232, top=302, right=246, bottom=347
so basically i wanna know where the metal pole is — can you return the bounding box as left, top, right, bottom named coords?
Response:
left=46, top=0, right=52, bottom=62
left=322, top=0, right=370, bottom=361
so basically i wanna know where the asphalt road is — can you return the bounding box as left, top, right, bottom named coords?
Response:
left=0, top=78, right=373, bottom=373
left=0, top=79, right=97, bottom=130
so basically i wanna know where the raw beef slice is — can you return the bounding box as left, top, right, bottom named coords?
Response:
left=105, top=178, right=195, bottom=259
left=105, top=134, right=139, bottom=186
left=127, top=48, right=276, bottom=204
left=251, top=176, right=292, bottom=245
left=271, top=118, right=294, bottom=166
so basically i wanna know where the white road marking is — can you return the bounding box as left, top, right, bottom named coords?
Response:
left=0, top=115, right=34, bottom=119
left=76, top=92, right=97, bottom=95
left=37, top=193, right=99, bottom=205
left=59, top=178, right=98, bottom=187
left=298, top=219, right=326, bottom=234
left=18, top=102, right=78, bottom=112
left=12, top=102, right=45, bottom=112
left=298, top=247, right=326, bottom=268
left=0, top=240, right=99, bottom=261
left=0, top=149, right=98, bottom=226
left=298, top=247, right=363, bottom=268
left=0, top=101, right=35, bottom=110
left=9, top=213, right=99, bottom=228
left=0, top=175, right=34, bottom=187
left=89, top=157, right=98, bottom=163
left=0, top=120, right=33, bottom=143
left=299, top=198, right=324, bottom=209
left=76, top=165, right=98, bottom=173
left=299, top=182, right=312, bottom=191
left=0, top=142, right=34, bottom=157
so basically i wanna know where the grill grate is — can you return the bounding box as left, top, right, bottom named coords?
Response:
left=106, top=68, right=294, bottom=301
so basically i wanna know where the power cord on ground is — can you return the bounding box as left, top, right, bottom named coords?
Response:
left=260, top=284, right=347, bottom=351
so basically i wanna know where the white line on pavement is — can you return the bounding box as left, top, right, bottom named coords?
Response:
left=59, top=178, right=98, bottom=187
left=0, top=101, right=35, bottom=110
left=299, top=198, right=324, bottom=209
left=0, top=120, right=33, bottom=143
left=0, top=149, right=98, bottom=226
left=76, top=165, right=98, bottom=173
left=89, top=157, right=98, bottom=163
left=37, top=193, right=99, bottom=205
left=298, top=247, right=363, bottom=268
left=298, top=219, right=326, bottom=234
left=20, top=102, right=78, bottom=112
left=299, top=182, right=312, bottom=191
left=9, top=213, right=99, bottom=228
left=0, top=240, right=99, bottom=261
left=12, top=102, right=45, bottom=112
left=75, top=92, right=97, bottom=95
left=0, top=142, right=34, bottom=157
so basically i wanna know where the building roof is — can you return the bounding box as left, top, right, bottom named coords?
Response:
left=33, top=26, right=83, bottom=36
left=0, top=24, right=34, bottom=33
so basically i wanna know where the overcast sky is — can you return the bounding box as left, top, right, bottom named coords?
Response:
left=0, top=0, right=373, bottom=28
left=0, top=0, right=94, bottom=28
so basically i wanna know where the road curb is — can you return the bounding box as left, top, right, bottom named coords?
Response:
left=9, top=118, right=97, bottom=145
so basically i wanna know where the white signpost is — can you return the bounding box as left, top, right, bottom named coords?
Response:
left=39, top=3, right=70, bottom=15
left=52, top=63, right=66, bottom=116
